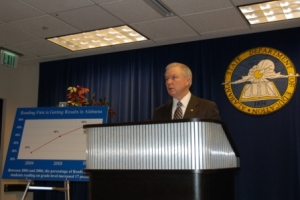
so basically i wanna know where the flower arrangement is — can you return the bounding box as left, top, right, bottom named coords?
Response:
left=67, top=85, right=89, bottom=106
left=67, top=85, right=116, bottom=117
left=90, top=94, right=116, bottom=117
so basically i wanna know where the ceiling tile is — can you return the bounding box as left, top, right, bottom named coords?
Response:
left=40, top=46, right=116, bottom=63
left=131, top=17, right=198, bottom=41
left=19, top=54, right=37, bottom=61
left=112, top=40, right=155, bottom=51
left=0, top=0, right=45, bottom=22
left=53, top=5, right=124, bottom=31
left=100, top=0, right=163, bottom=24
left=18, top=55, right=39, bottom=64
left=231, top=0, right=267, bottom=6
left=40, top=52, right=76, bottom=62
left=200, top=26, right=251, bottom=40
left=73, top=46, right=115, bottom=57
left=91, top=0, right=122, bottom=5
left=22, top=0, right=95, bottom=13
left=162, top=0, right=233, bottom=15
left=0, top=24, right=40, bottom=45
left=182, top=8, right=249, bottom=34
left=11, top=15, right=80, bottom=38
left=18, top=57, right=42, bottom=64
left=153, top=34, right=202, bottom=45
left=11, top=39, right=71, bottom=57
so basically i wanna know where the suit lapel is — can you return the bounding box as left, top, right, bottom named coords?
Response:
left=164, top=101, right=173, bottom=120
left=184, top=95, right=198, bottom=119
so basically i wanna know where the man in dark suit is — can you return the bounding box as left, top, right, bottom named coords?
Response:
left=152, top=62, right=221, bottom=121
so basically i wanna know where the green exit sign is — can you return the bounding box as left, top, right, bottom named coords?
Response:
left=1, top=50, right=18, bottom=68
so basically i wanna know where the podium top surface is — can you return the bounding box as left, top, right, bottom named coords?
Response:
left=83, top=118, right=223, bottom=128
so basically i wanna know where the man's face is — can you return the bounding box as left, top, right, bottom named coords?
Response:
left=165, top=66, right=191, bottom=100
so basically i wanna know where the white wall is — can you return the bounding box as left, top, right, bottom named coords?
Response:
left=0, top=62, right=39, bottom=200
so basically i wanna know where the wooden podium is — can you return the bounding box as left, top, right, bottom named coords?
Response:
left=83, top=119, right=240, bottom=200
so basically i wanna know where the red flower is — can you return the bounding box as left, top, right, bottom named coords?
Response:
left=90, top=95, right=116, bottom=117
left=67, top=85, right=89, bottom=106
left=66, top=85, right=116, bottom=117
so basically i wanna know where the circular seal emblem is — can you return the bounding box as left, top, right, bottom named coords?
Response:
left=224, top=47, right=299, bottom=115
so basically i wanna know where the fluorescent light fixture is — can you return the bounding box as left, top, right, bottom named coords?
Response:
left=47, top=25, right=148, bottom=51
left=144, top=0, right=174, bottom=17
left=239, top=0, right=300, bottom=24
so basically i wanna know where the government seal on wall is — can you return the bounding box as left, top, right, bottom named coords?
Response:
left=223, top=47, right=299, bottom=115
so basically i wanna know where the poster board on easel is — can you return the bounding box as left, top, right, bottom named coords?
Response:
left=2, top=106, right=108, bottom=182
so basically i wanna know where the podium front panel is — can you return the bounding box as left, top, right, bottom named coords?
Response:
left=85, top=120, right=239, bottom=170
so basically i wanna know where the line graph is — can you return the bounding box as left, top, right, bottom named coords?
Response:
left=29, top=126, right=82, bottom=154
left=18, top=119, right=102, bottom=160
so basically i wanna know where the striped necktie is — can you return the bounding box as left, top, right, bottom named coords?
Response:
left=173, top=101, right=183, bottom=119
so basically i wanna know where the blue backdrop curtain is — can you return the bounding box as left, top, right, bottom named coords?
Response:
left=36, top=27, right=300, bottom=200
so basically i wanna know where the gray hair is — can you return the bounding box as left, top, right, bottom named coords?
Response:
left=165, top=62, right=192, bottom=86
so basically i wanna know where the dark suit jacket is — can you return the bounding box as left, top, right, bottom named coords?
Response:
left=152, top=95, right=221, bottom=121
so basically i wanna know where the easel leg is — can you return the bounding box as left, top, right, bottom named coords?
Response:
left=64, top=181, right=70, bottom=200
left=21, top=180, right=31, bottom=200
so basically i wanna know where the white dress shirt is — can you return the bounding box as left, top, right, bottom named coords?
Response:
left=172, top=92, right=191, bottom=119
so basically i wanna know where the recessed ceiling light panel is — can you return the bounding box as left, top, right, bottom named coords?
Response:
left=47, top=25, right=148, bottom=51
left=239, top=0, right=300, bottom=24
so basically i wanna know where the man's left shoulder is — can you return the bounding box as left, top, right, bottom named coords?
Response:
left=191, top=95, right=217, bottom=105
